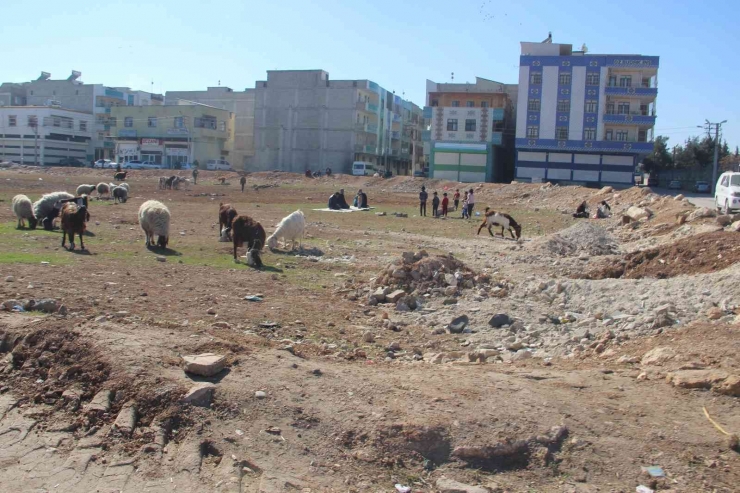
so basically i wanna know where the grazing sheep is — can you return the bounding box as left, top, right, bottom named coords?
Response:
left=164, top=175, right=178, bottom=190
left=138, top=200, right=170, bottom=249
left=12, top=194, right=37, bottom=229
left=218, top=203, right=238, bottom=240
left=33, top=191, right=74, bottom=230
left=119, top=182, right=130, bottom=193
left=266, top=210, right=305, bottom=250
left=158, top=176, right=167, bottom=190
left=113, top=171, right=127, bottom=181
left=60, top=202, right=89, bottom=251
left=231, top=215, right=266, bottom=261
left=172, top=176, right=185, bottom=190
left=96, top=182, right=110, bottom=197
left=112, top=186, right=128, bottom=203
left=76, top=184, right=97, bottom=196
left=477, top=207, right=522, bottom=240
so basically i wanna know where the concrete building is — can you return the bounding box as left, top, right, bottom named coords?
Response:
left=110, top=105, right=234, bottom=168
left=253, top=70, right=423, bottom=175
left=423, top=77, right=516, bottom=182
left=515, top=36, right=659, bottom=185
left=165, top=87, right=255, bottom=170
left=0, top=83, right=28, bottom=107
left=0, top=106, right=92, bottom=165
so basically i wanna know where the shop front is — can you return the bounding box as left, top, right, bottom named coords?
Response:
left=140, top=138, right=163, bottom=165
left=165, top=146, right=189, bottom=169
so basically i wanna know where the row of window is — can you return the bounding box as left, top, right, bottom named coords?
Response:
left=526, top=127, right=647, bottom=142
left=447, top=119, right=478, bottom=132
left=530, top=72, right=600, bottom=86
left=430, top=100, right=491, bottom=108
left=528, top=99, right=600, bottom=113
left=7, top=115, right=88, bottom=131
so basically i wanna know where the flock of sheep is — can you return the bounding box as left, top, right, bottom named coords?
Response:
left=11, top=172, right=307, bottom=267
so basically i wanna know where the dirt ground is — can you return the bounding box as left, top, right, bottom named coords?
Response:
left=0, top=167, right=738, bottom=493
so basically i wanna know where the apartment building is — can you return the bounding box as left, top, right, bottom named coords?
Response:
left=165, top=87, right=255, bottom=170
left=423, top=77, right=516, bottom=183
left=515, top=37, right=659, bottom=184
left=0, top=83, right=28, bottom=107
left=110, top=105, right=234, bottom=168
left=253, top=70, right=423, bottom=175
left=0, top=106, right=92, bottom=165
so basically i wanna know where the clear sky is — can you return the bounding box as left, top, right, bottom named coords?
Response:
left=3, top=0, right=738, bottom=150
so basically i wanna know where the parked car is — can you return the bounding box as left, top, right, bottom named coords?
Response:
left=57, top=157, right=85, bottom=167
left=668, top=180, right=682, bottom=190
left=714, top=171, right=740, bottom=214
left=352, top=161, right=375, bottom=176
left=694, top=181, right=710, bottom=193
left=93, top=159, right=117, bottom=169
left=206, top=159, right=232, bottom=171
left=140, top=161, right=163, bottom=170
left=646, top=176, right=659, bottom=187
left=124, top=160, right=161, bottom=170
left=413, top=170, right=427, bottom=178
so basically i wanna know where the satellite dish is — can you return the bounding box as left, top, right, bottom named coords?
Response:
left=581, top=43, right=588, bottom=53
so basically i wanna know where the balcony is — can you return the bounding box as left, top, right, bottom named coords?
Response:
left=356, top=101, right=378, bottom=113
left=354, top=144, right=377, bottom=154
left=422, top=130, right=431, bottom=142
left=603, top=112, right=656, bottom=126
left=391, top=131, right=401, bottom=139
left=490, top=132, right=503, bottom=145
left=605, top=85, right=658, bottom=98
left=354, top=123, right=378, bottom=133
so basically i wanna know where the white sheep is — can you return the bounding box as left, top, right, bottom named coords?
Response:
left=138, top=199, right=170, bottom=249
left=33, top=191, right=74, bottom=222
left=76, top=184, right=97, bottom=196
left=266, top=210, right=305, bottom=250
left=119, top=182, right=130, bottom=193
left=96, top=182, right=110, bottom=196
left=12, top=194, right=38, bottom=229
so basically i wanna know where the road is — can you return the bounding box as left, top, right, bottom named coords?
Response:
left=650, top=187, right=715, bottom=209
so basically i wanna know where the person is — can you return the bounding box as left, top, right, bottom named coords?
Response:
left=357, top=189, right=368, bottom=208
left=453, top=189, right=460, bottom=211
left=326, top=167, right=332, bottom=177
left=337, top=189, right=350, bottom=209
left=461, top=192, right=469, bottom=219
left=240, top=175, right=246, bottom=192
left=596, top=200, right=611, bottom=219
left=441, top=192, right=449, bottom=218
left=192, top=168, right=199, bottom=185
left=432, top=192, right=440, bottom=217
left=466, top=188, right=475, bottom=218
left=573, top=201, right=589, bottom=218
left=328, top=192, right=341, bottom=210
left=419, top=186, right=428, bottom=216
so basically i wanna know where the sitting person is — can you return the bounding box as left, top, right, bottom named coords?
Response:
left=595, top=200, right=612, bottom=219
left=328, top=192, right=342, bottom=210
left=305, top=169, right=312, bottom=178
left=357, top=189, right=368, bottom=208
left=573, top=201, right=589, bottom=218
left=326, top=167, right=332, bottom=177
left=337, top=189, right=350, bottom=209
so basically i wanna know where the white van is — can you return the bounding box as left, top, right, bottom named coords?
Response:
left=715, top=171, right=740, bottom=214
left=352, top=161, right=374, bottom=176
left=206, top=159, right=233, bottom=171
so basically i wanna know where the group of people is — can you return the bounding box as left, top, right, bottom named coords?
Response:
left=328, top=188, right=368, bottom=210
left=306, top=168, right=332, bottom=178
left=573, top=200, right=611, bottom=219
left=419, top=186, right=476, bottom=219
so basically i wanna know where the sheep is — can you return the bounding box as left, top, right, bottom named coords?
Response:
left=60, top=202, right=89, bottom=251
left=266, top=210, right=305, bottom=251
left=164, top=175, right=178, bottom=190
left=138, top=200, right=170, bottom=249
left=112, top=186, right=128, bottom=203
left=231, top=215, right=266, bottom=262
left=218, top=203, right=238, bottom=240
left=96, top=182, right=110, bottom=197
left=76, top=184, right=97, bottom=196
left=33, top=191, right=74, bottom=230
left=12, top=194, right=37, bottom=229
left=477, top=207, right=522, bottom=240
left=118, top=182, right=130, bottom=193
left=172, top=176, right=185, bottom=190
left=113, top=171, right=127, bottom=181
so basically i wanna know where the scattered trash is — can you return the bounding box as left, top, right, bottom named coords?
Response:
left=703, top=406, right=740, bottom=451
left=394, top=485, right=411, bottom=493
left=235, top=429, right=244, bottom=436
left=265, top=426, right=282, bottom=435
left=641, top=466, right=665, bottom=478
left=244, top=295, right=263, bottom=302
left=259, top=321, right=280, bottom=328
left=11, top=305, right=24, bottom=312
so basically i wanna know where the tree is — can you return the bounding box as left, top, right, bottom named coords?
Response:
left=641, top=135, right=673, bottom=172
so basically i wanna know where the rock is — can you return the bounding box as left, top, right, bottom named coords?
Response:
left=57, top=305, right=68, bottom=316
left=716, top=214, right=733, bottom=226
left=372, top=287, right=386, bottom=302
left=444, top=286, right=456, bottom=296
left=467, top=351, right=486, bottom=363
left=688, top=207, right=716, bottom=222
left=488, top=313, right=512, bottom=328
left=156, top=255, right=166, bottom=262
left=392, top=269, right=407, bottom=279
left=4, top=276, right=14, bottom=282
left=731, top=220, right=740, bottom=232
left=181, top=353, right=227, bottom=377
left=388, top=341, right=401, bottom=351
left=676, top=214, right=688, bottom=225
left=666, top=370, right=728, bottom=389
left=511, top=350, right=532, bottom=361
left=674, top=194, right=684, bottom=200
left=84, top=389, right=112, bottom=413
left=599, top=186, right=613, bottom=194
left=507, top=341, right=524, bottom=351
left=448, top=315, right=469, bottom=334
left=386, top=290, right=406, bottom=304
left=641, top=347, right=676, bottom=366
left=443, top=298, right=457, bottom=305
left=207, top=307, right=217, bottom=315
left=436, top=477, right=491, bottom=493
left=626, top=206, right=651, bottom=221
left=181, top=383, right=216, bottom=407
left=715, top=375, right=740, bottom=397
left=211, top=321, right=231, bottom=329
left=654, top=304, right=674, bottom=315
left=362, top=332, right=375, bottom=343
left=112, top=402, right=137, bottom=436
left=636, top=372, right=648, bottom=381
left=401, top=251, right=415, bottom=264
left=396, top=302, right=410, bottom=312
left=707, top=307, right=723, bottom=320
left=375, top=211, right=386, bottom=216
left=255, top=391, right=267, bottom=399
left=617, top=355, right=639, bottom=364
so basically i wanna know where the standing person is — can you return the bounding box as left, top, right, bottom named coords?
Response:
left=453, top=189, right=460, bottom=211
left=192, top=168, right=199, bottom=185
left=461, top=192, right=469, bottom=219
left=441, top=192, right=449, bottom=218
left=466, top=188, right=475, bottom=218
left=240, top=175, right=246, bottom=192
left=432, top=192, right=440, bottom=217
left=419, top=186, right=428, bottom=216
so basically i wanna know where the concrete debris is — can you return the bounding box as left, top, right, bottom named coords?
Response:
left=181, top=382, right=216, bottom=407
left=182, top=353, right=227, bottom=377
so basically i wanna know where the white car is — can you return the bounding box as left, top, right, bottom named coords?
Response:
left=715, top=172, right=740, bottom=214
left=94, top=159, right=117, bottom=169
left=124, top=160, right=161, bottom=170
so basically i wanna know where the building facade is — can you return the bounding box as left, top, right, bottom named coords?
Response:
left=423, top=77, right=516, bottom=183
left=110, top=105, right=234, bottom=168
left=515, top=38, right=659, bottom=184
left=0, top=106, right=92, bottom=165
left=253, top=70, right=423, bottom=175
left=165, top=87, right=255, bottom=170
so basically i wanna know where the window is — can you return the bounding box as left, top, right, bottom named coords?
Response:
left=606, top=102, right=615, bottom=115
left=148, top=117, right=157, bottom=128
left=219, top=121, right=226, bottom=131
left=605, top=130, right=613, bottom=141
left=640, top=104, right=649, bottom=116
left=8, top=115, right=17, bottom=127
left=451, top=101, right=460, bottom=107
left=638, top=130, right=647, bottom=142
left=556, top=127, right=568, bottom=140
left=530, top=72, right=542, bottom=84
left=585, top=100, right=597, bottom=113
left=619, top=76, right=632, bottom=87
left=431, top=99, right=438, bottom=107
left=586, top=73, right=600, bottom=85
left=446, top=119, right=458, bottom=131
left=527, top=99, right=541, bottom=111
left=124, top=117, right=133, bottom=127
left=584, top=128, right=596, bottom=140
left=79, top=121, right=87, bottom=132
left=559, top=73, right=571, bottom=85
left=53, top=117, right=61, bottom=127
left=557, top=99, right=570, bottom=112
left=466, top=101, right=475, bottom=108
left=526, top=126, right=539, bottom=138
left=109, top=117, right=117, bottom=127
left=481, top=101, right=489, bottom=108
left=174, top=117, right=184, bottom=129
left=616, top=131, right=628, bottom=141
left=617, top=102, right=630, bottom=115
left=608, top=76, right=617, bottom=87
left=721, top=176, right=729, bottom=187
left=27, top=115, right=37, bottom=127
left=465, top=119, right=476, bottom=132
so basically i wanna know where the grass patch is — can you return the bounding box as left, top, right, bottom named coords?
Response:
left=0, top=252, right=72, bottom=265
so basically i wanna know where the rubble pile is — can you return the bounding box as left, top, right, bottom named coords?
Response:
left=536, top=222, right=618, bottom=257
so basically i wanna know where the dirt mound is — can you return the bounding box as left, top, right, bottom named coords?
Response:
left=374, top=250, right=486, bottom=293
left=535, top=222, right=618, bottom=257
left=582, top=231, right=740, bottom=280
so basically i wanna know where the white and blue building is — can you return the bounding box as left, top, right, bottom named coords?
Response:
left=515, top=37, right=659, bottom=185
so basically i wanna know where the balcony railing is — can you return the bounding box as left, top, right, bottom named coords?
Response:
left=354, top=123, right=378, bottom=133
left=354, top=144, right=377, bottom=154
left=605, top=86, right=658, bottom=97
left=603, top=113, right=656, bottom=126
left=356, top=101, right=378, bottom=113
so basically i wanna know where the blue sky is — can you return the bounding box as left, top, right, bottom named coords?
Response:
left=4, top=0, right=738, bottom=150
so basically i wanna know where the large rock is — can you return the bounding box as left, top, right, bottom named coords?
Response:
left=385, top=290, right=406, bottom=304
left=182, top=353, right=226, bottom=377
left=688, top=207, right=716, bottom=222
left=448, top=315, right=469, bottom=334
left=112, top=402, right=137, bottom=436
left=706, top=307, right=723, bottom=320
left=715, top=375, right=740, bottom=397
left=641, top=347, right=676, bottom=366
left=391, top=268, right=407, bottom=279
left=666, top=370, right=728, bottom=390
left=626, top=206, right=651, bottom=221
left=488, top=313, right=511, bottom=328
left=716, top=214, right=733, bottom=226
left=181, top=382, right=216, bottom=407
left=436, top=478, right=491, bottom=493
left=371, top=287, right=386, bottom=302
left=401, top=251, right=415, bottom=264
left=599, top=186, right=613, bottom=194
left=731, top=220, right=740, bottom=232
left=84, top=389, right=112, bottom=413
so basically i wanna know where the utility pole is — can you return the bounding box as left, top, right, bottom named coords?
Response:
left=699, top=119, right=727, bottom=194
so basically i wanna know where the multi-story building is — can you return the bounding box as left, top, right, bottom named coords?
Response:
left=0, top=105, right=92, bottom=165
left=165, top=87, right=255, bottom=170
left=253, top=70, right=423, bottom=175
left=110, top=104, right=234, bottom=168
left=0, top=83, right=28, bottom=107
left=515, top=37, right=659, bottom=184
left=423, top=77, right=516, bottom=182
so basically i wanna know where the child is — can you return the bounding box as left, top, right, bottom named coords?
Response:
left=461, top=192, right=469, bottom=218
left=419, top=186, right=428, bottom=216
left=441, top=192, right=449, bottom=218
left=432, top=191, right=440, bottom=218
left=453, top=189, right=460, bottom=211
